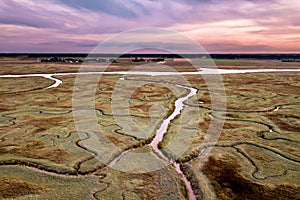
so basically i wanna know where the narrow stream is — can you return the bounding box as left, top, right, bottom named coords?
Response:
left=149, top=84, right=197, bottom=200
left=107, top=82, right=198, bottom=200
left=150, top=84, right=197, bottom=158
left=1, top=68, right=300, bottom=200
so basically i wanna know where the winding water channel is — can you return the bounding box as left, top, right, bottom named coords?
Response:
left=1, top=68, right=300, bottom=199
left=150, top=84, right=197, bottom=200
left=107, top=82, right=197, bottom=200
left=1, top=68, right=300, bottom=89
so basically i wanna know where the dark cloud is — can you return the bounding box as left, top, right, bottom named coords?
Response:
left=0, top=18, right=40, bottom=28
left=57, top=0, right=139, bottom=18
left=0, top=0, right=65, bottom=29
left=0, top=0, right=299, bottom=52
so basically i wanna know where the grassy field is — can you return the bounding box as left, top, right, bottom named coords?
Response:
left=0, top=59, right=299, bottom=199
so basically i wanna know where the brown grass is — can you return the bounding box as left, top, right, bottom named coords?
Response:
left=202, top=154, right=300, bottom=200
left=0, top=141, right=70, bottom=163
left=223, top=122, right=249, bottom=129
left=0, top=178, right=45, bottom=198
left=267, top=114, right=300, bottom=132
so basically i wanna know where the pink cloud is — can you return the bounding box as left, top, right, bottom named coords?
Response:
left=0, top=0, right=299, bottom=53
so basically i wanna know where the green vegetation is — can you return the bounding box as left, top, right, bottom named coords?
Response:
left=0, top=60, right=299, bottom=199
left=160, top=70, right=300, bottom=199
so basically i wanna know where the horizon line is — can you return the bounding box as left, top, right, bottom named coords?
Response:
left=1, top=52, right=300, bottom=55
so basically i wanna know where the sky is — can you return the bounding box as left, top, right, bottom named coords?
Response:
left=0, top=0, right=300, bottom=53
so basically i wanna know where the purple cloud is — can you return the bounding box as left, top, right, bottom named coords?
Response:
left=0, top=0, right=299, bottom=53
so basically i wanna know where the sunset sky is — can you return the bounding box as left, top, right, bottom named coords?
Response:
left=1, top=0, right=300, bottom=53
